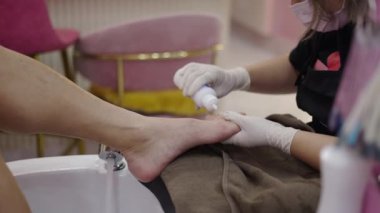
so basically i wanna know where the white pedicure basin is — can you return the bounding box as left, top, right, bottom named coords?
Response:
left=7, top=155, right=164, bottom=213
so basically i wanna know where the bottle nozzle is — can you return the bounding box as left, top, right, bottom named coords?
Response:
left=211, top=104, right=218, bottom=111
left=192, top=86, right=219, bottom=112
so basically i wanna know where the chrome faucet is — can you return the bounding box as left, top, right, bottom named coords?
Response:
left=98, top=144, right=126, bottom=171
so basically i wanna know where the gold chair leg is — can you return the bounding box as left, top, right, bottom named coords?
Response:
left=31, top=54, right=40, bottom=60
left=61, top=138, right=86, bottom=155
left=60, top=49, right=76, bottom=82
left=61, top=49, right=85, bottom=155
left=76, top=139, right=86, bottom=154
left=61, top=141, right=77, bottom=155
left=33, top=50, right=84, bottom=156
left=116, top=58, right=125, bottom=106
left=32, top=55, right=46, bottom=158
left=36, top=134, right=45, bottom=157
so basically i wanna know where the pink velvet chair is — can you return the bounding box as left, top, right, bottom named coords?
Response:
left=74, top=14, right=222, bottom=116
left=0, top=0, right=83, bottom=157
left=0, top=0, right=79, bottom=80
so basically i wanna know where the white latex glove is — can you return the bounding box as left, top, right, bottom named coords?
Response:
left=221, top=111, right=298, bottom=154
left=173, top=62, right=251, bottom=98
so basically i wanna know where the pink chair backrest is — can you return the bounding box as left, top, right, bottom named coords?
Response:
left=74, top=14, right=221, bottom=91
left=0, top=0, right=62, bottom=55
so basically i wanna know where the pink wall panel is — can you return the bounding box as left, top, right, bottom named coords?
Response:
left=270, top=0, right=305, bottom=41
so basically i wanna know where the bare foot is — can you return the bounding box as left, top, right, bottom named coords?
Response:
left=120, top=117, right=239, bottom=182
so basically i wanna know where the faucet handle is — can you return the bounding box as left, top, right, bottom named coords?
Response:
left=99, top=144, right=126, bottom=171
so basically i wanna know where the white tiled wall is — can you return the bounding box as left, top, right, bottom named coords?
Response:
left=232, top=0, right=305, bottom=41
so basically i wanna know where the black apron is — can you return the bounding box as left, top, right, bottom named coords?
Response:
left=289, top=23, right=355, bottom=136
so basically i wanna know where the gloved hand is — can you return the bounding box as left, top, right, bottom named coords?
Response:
left=221, top=111, right=298, bottom=154
left=173, top=62, right=251, bottom=98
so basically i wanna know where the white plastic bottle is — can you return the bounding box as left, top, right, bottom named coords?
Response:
left=317, top=145, right=372, bottom=213
left=192, top=86, right=218, bottom=112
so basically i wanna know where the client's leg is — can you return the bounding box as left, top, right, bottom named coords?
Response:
left=0, top=46, right=239, bottom=183
left=0, top=155, right=31, bottom=213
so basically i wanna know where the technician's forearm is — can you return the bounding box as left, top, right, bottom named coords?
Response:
left=245, top=54, right=298, bottom=94
left=290, top=131, right=337, bottom=170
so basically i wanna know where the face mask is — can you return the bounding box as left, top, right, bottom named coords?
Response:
left=290, top=0, right=350, bottom=32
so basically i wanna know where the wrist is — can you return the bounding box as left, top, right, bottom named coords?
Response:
left=267, top=125, right=298, bottom=154
left=228, top=67, right=251, bottom=91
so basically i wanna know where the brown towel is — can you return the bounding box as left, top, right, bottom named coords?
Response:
left=161, top=114, right=319, bottom=213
